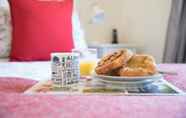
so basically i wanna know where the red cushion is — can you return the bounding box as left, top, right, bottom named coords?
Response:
left=9, top=0, right=74, bottom=61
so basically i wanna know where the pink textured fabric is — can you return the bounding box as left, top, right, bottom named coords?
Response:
left=0, top=64, right=185, bottom=118
left=0, top=78, right=36, bottom=93
left=158, top=64, right=186, bottom=91
left=0, top=95, right=186, bottom=118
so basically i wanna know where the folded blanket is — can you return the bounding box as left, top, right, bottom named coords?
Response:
left=0, top=77, right=36, bottom=93
left=0, top=93, right=186, bottom=118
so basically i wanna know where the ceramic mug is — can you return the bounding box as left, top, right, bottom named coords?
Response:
left=51, top=53, right=80, bottom=87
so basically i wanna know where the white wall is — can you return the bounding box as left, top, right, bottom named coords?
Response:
left=121, top=0, right=172, bottom=63
left=76, top=0, right=172, bottom=63
left=76, top=0, right=124, bottom=44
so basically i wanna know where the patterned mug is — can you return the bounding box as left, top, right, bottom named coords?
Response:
left=51, top=53, right=80, bottom=88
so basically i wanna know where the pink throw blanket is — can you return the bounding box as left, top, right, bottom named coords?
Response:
left=0, top=64, right=185, bottom=118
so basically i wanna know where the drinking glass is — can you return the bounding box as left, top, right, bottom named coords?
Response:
left=72, top=48, right=98, bottom=76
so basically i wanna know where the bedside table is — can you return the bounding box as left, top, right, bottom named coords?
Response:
left=88, top=44, right=137, bottom=58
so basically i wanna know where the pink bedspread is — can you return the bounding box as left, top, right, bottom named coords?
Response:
left=0, top=64, right=186, bottom=118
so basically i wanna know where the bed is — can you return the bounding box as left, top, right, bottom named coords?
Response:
left=0, top=1, right=186, bottom=118
left=0, top=64, right=186, bottom=118
left=0, top=59, right=51, bottom=81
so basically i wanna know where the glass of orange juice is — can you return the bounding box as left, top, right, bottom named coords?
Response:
left=72, top=48, right=98, bottom=76
left=80, top=60, right=97, bottom=76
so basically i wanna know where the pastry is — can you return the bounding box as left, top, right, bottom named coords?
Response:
left=119, top=54, right=157, bottom=76
left=95, top=49, right=133, bottom=75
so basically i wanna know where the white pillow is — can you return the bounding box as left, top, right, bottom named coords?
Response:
left=72, top=12, right=87, bottom=49
left=0, top=0, right=87, bottom=58
left=0, top=2, right=11, bottom=58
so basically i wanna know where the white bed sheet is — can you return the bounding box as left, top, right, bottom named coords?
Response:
left=0, top=59, right=51, bottom=81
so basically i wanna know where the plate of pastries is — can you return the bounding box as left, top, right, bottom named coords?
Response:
left=94, top=49, right=163, bottom=82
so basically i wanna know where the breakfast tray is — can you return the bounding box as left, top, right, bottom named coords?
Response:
left=25, top=76, right=185, bottom=96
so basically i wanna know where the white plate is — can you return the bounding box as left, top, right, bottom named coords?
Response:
left=92, top=73, right=163, bottom=88
left=93, top=73, right=163, bottom=82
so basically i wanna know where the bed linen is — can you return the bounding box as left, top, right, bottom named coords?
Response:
left=0, top=64, right=186, bottom=118
left=0, top=92, right=185, bottom=118
left=0, top=6, right=11, bottom=58
left=0, top=77, right=185, bottom=118
left=0, top=59, right=51, bottom=81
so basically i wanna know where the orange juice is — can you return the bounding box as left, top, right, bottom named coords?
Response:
left=80, top=60, right=97, bottom=76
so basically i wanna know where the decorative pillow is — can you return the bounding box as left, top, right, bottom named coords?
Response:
left=9, top=0, right=74, bottom=61
left=0, top=2, right=11, bottom=58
